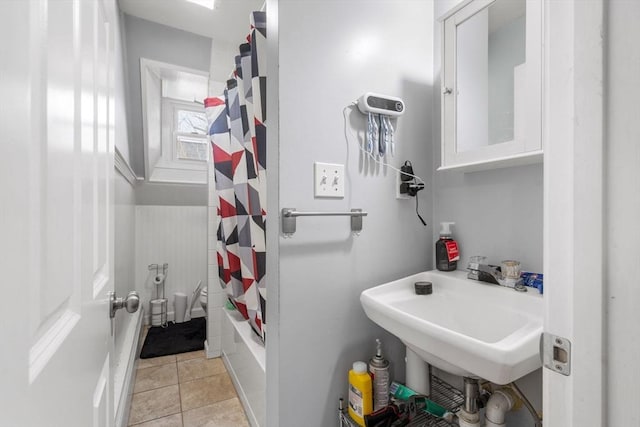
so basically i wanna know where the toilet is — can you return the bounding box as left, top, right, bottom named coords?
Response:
left=199, top=287, right=207, bottom=317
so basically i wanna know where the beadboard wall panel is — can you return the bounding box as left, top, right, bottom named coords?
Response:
left=135, top=206, right=208, bottom=323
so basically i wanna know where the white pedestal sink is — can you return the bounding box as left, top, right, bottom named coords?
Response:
left=360, top=270, right=543, bottom=385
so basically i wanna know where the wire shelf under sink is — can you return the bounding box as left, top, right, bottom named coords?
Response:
left=339, top=375, right=465, bottom=427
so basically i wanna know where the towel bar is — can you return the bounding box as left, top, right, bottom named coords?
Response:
left=281, top=208, right=368, bottom=236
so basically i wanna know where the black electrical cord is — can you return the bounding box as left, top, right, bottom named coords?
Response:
left=415, top=193, right=427, bottom=227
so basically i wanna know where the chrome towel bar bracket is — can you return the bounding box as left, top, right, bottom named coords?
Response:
left=281, top=208, right=368, bottom=237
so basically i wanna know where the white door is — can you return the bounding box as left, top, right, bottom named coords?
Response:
left=545, top=1, right=640, bottom=426
left=543, top=0, right=605, bottom=425
left=1, top=0, right=118, bottom=426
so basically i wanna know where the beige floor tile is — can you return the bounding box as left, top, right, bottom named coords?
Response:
left=176, top=350, right=206, bottom=362
left=130, top=413, right=183, bottom=427
left=178, top=357, right=226, bottom=383
left=128, top=385, right=181, bottom=425
left=182, top=398, right=249, bottom=427
left=180, top=373, right=237, bottom=412
left=134, top=363, right=179, bottom=393
left=138, top=355, right=177, bottom=370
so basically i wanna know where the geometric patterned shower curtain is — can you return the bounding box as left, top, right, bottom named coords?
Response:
left=204, top=11, right=267, bottom=341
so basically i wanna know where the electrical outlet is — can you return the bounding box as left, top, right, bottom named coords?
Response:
left=396, top=170, right=411, bottom=199
left=314, top=162, right=345, bottom=198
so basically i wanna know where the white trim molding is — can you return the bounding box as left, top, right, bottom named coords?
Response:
left=114, top=309, right=143, bottom=427
left=114, top=146, right=141, bottom=186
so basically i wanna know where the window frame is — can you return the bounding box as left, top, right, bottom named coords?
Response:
left=140, top=58, right=210, bottom=184
left=161, top=97, right=209, bottom=164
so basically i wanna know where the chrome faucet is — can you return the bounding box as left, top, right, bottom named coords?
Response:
left=467, top=259, right=527, bottom=292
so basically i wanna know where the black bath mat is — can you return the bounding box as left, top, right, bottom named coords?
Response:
left=140, top=317, right=206, bottom=359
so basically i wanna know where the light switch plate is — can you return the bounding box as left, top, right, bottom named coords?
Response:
left=314, top=162, right=345, bottom=198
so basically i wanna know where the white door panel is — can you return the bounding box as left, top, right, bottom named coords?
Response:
left=543, top=1, right=605, bottom=425
left=94, top=356, right=111, bottom=427
left=1, top=0, right=117, bottom=425
left=30, top=0, right=79, bottom=379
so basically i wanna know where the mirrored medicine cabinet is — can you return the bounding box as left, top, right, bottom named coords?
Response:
left=439, top=0, right=543, bottom=171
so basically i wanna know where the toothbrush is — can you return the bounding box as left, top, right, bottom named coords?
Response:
left=367, top=112, right=375, bottom=154
left=371, top=112, right=380, bottom=156
left=379, top=114, right=387, bottom=156
left=386, top=116, right=395, bottom=156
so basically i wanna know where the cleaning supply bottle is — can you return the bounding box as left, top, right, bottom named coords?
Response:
left=369, top=339, right=390, bottom=411
left=348, top=361, right=373, bottom=426
left=436, top=222, right=459, bottom=271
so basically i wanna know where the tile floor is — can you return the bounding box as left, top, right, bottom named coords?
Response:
left=128, top=349, right=249, bottom=427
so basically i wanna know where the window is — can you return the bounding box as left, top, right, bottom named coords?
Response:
left=162, top=98, right=209, bottom=164
left=140, top=58, right=213, bottom=184
left=175, top=109, right=209, bottom=161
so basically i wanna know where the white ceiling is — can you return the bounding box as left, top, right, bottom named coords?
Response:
left=118, top=0, right=264, bottom=46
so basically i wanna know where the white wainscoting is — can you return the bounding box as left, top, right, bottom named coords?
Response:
left=114, top=169, right=138, bottom=425
left=135, top=205, right=208, bottom=324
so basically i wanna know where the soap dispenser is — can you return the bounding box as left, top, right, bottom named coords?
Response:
left=435, top=222, right=459, bottom=271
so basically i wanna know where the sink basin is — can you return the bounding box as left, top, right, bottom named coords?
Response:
left=360, top=270, right=543, bottom=384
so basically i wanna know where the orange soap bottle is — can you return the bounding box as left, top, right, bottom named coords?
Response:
left=348, top=361, right=373, bottom=426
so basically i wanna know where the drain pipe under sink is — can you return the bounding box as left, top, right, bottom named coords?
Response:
left=456, top=378, right=541, bottom=427
left=458, top=377, right=481, bottom=427
left=485, top=389, right=516, bottom=427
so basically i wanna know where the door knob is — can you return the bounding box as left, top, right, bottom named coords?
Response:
left=109, top=291, right=140, bottom=318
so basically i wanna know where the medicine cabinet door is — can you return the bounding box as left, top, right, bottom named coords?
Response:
left=440, top=0, right=543, bottom=171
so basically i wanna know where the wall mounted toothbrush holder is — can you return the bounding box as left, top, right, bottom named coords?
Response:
left=281, top=208, right=368, bottom=237
left=356, top=93, right=405, bottom=158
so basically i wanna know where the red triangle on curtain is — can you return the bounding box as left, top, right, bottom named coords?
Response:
left=219, top=198, right=237, bottom=218
left=228, top=251, right=241, bottom=272
left=242, top=278, right=255, bottom=293
left=213, top=144, right=232, bottom=162
left=235, top=302, right=249, bottom=319
left=204, top=97, right=225, bottom=107
left=231, top=151, right=245, bottom=174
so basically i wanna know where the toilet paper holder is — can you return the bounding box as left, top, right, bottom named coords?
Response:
left=148, top=263, right=169, bottom=327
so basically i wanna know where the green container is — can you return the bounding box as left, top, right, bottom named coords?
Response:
left=388, top=382, right=448, bottom=418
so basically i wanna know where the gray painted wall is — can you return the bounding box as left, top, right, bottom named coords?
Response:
left=432, top=164, right=543, bottom=272
left=268, top=1, right=434, bottom=426
left=123, top=14, right=212, bottom=178
left=433, top=1, right=543, bottom=424
left=135, top=182, right=209, bottom=206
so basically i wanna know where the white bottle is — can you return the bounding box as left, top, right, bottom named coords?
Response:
left=369, top=339, right=390, bottom=411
